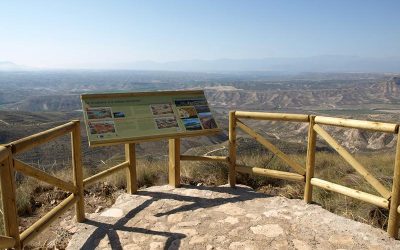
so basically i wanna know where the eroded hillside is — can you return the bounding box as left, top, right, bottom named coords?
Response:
left=1, top=72, right=399, bottom=154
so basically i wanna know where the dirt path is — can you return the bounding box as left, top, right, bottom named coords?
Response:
left=67, top=185, right=400, bottom=249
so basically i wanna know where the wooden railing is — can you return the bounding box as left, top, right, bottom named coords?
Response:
left=0, top=121, right=140, bottom=249
left=228, top=111, right=400, bottom=238
left=1, top=111, right=400, bottom=248
left=0, top=121, right=85, bottom=249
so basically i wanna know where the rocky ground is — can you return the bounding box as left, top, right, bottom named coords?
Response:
left=66, top=185, right=400, bottom=250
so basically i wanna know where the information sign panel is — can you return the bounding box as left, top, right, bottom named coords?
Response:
left=81, top=90, right=221, bottom=146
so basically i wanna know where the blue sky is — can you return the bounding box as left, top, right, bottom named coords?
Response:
left=0, top=0, right=399, bottom=68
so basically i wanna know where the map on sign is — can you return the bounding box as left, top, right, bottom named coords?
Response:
left=81, top=90, right=221, bottom=146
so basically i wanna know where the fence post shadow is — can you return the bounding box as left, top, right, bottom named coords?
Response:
left=76, top=184, right=267, bottom=249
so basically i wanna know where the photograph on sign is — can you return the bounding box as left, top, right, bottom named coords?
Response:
left=155, top=117, right=180, bottom=129
left=113, top=112, right=126, bottom=118
left=182, top=118, right=203, bottom=130
left=150, top=104, right=174, bottom=116
left=87, top=107, right=113, bottom=120
left=198, top=112, right=218, bottom=129
left=88, top=120, right=117, bottom=135
left=177, top=107, right=198, bottom=118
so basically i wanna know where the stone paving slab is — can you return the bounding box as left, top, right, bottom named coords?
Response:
left=67, top=185, right=400, bottom=249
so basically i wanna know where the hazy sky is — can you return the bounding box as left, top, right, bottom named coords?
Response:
left=1, top=0, right=399, bottom=68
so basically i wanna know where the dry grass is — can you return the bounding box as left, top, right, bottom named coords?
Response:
left=312, top=151, right=395, bottom=229
left=14, top=168, right=74, bottom=218
left=84, top=156, right=169, bottom=190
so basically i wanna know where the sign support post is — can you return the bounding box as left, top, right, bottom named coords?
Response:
left=169, top=138, right=181, bottom=187
left=125, top=143, right=137, bottom=194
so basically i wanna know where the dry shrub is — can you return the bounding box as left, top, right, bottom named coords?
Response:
left=84, top=156, right=169, bottom=190
left=181, top=160, right=228, bottom=186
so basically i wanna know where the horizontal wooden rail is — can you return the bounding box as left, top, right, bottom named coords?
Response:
left=83, top=161, right=129, bottom=186
left=0, top=235, right=16, bottom=249
left=236, top=165, right=304, bottom=182
left=236, top=120, right=306, bottom=175
left=10, top=121, right=77, bottom=154
left=14, top=159, right=77, bottom=193
left=180, top=155, right=229, bottom=162
left=0, top=146, right=9, bottom=163
left=235, top=111, right=309, bottom=122
left=315, top=116, right=399, bottom=134
left=311, top=178, right=389, bottom=209
left=20, top=194, right=78, bottom=246
left=313, top=124, right=391, bottom=199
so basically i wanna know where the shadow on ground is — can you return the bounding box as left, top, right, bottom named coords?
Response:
left=78, top=185, right=267, bottom=250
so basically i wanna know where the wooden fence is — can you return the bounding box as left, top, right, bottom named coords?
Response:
left=0, top=121, right=85, bottom=249
left=1, top=111, right=400, bottom=248
left=228, top=111, right=400, bottom=238
left=0, top=119, right=141, bottom=249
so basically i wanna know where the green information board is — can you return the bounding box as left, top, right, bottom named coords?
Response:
left=81, top=90, right=221, bottom=146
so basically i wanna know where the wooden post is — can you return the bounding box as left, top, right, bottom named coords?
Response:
left=229, top=111, right=237, bottom=187
left=169, top=138, right=180, bottom=188
left=304, top=115, right=316, bottom=203
left=388, top=131, right=400, bottom=238
left=0, top=147, right=21, bottom=249
left=125, top=143, right=137, bottom=194
left=71, top=121, right=85, bottom=222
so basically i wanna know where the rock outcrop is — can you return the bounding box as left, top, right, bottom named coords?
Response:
left=67, top=185, right=400, bottom=249
left=382, top=77, right=400, bottom=96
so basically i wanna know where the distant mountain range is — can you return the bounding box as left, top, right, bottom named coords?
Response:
left=89, top=55, right=399, bottom=73
left=0, top=61, right=30, bottom=71
left=2, top=55, right=400, bottom=72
